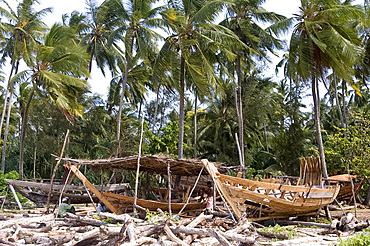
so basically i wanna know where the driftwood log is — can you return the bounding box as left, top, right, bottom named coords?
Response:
left=0, top=214, right=54, bottom=229
left=256, top=230, right=289, bottom=239
left=170, top=225, right=255, bottom=244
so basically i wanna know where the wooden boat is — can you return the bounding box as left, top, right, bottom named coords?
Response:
left=62, top=156, right=212, bottom=215
left=327, top=174, right=366, bottom=201
left=202, top=159, right=340, bottom=219
left=5, top=179, right=129, bottom=207
left=101, top=192, right=206, bottom=214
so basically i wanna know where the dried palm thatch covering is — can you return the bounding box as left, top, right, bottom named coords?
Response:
left=56, top=154, right=225, bottom=176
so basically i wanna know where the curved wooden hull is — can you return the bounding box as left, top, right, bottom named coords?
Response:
left=102, top=192, right=207, bottom=215
left=202, top=160, right=340, bottom=219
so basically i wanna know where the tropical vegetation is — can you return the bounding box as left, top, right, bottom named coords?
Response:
left=0, top=0, right=369, bottom=204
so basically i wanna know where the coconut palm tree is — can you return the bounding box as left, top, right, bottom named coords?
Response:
left=220, top=0, right=289, bottom=168
left=287, top=0, right=364, bottom=179
left=102, top=0, right=164, bottom=157
left=155, top=0, right=245, bottom=158
left=0, top=0, right=51, bottom=172
left=12, top=23, right=89, bottom=180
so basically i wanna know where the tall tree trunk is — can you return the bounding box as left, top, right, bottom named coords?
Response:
left=333, top=74, right=345, bottom=129
left=86, top=46, right=94, bottom=80
left=312, top=76, right=328, bottom=179
left=342, top=80, right=348, bottom=131
left=138, top=99, right=142, bottom=119
left=236, top=53, right=244, bottom=167
left=115, top=38, right=133, bottom=157
left=194, top=92, right=198, bottom=158
left=152, top=86, right=160, bottom=133
left=1, top=62, right=19, bottom=172
left=1, top=91, right=13, bottom=172
left=19, top=87, right=35, bottom=180
left=0, top=60, right=16, bottom=139
left=178, top=56, right=185, bottom=159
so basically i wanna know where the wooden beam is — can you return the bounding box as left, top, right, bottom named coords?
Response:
left=65, top=164, right=117, bottom=213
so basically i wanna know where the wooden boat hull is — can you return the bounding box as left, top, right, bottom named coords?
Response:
left=101, top=192, right=207, bottom=215
left=336, top=178, right=366, bottom=201
left=202, top=160, right=340, bottom=219
left=5, top=179, right=129, bottom=207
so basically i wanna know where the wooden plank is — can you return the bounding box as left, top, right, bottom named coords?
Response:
left=65, top=164, right=117, bottom=214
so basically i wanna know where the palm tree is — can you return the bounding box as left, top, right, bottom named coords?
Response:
left=12, top=23, right=89, bottom=180
left=102, top=0, right=164, bottom=157
left=287, top=0, right=364, bottom=179
left=155, top=0, right=244, bottom=158
left=0, top=0, right=51, bottom=172
left=220, top=0, right=289, bottom=168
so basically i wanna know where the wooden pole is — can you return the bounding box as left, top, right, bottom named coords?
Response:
left=33, top=146, right=36, bottom=182
left=8, top=184, right=22, bottom=211
left=1, top=186, right=8, bottom=211
left=55, top=166, right=73, bottom=215
left=46, top=129, right=70, bottom=213
left=66, top=164, right=117, bottom=213
left=347, top=163, right=357, bottom=218
left=175, top=166, right=204, bottom=219
left=167, top=161, right=172, bottom=217
left=133, top=113, right=145, bottom=214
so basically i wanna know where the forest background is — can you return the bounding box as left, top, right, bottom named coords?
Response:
left=0, top=0, right=370, bottom=201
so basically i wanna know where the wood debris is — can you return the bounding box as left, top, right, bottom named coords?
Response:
left=0, top=208, right=369, bottom=245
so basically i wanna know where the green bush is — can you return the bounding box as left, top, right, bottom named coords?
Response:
left=338, top=233, right=370, bottom=246
left=0, top=170, right=28, bottom=205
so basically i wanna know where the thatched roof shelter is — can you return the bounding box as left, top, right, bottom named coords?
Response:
left=57, top=155, right=225, bottom=176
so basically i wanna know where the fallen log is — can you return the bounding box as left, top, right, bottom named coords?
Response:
left=186, top=212, right=212, bottom=228
left=164, top=224, right=188, bottom=246
left=170, top=225, right=255, bottom=244
left=120, top=237, right=157, bottom=246
left=0, top=238, right=19, bottom=246
left=209, top=229, right=232, bottom=246
left=275, top=220, right=331, bottom=228
left=256, top=230, right=289, bottom=240
left=8, top=224, right=21, bottom=242
left=64, top=212, right=107, bottom=226
left=0, top=214, right=54, bottom=229
left=64, top=227, right=100, bottom=246
left=327, top=205, right=356, bottom=211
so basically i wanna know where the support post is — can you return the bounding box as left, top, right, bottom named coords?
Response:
left=8, top=184, right=22, bottom=211
left=46, top=129, right=69, bottom=213
left=134, top=113, right=145, bottom=214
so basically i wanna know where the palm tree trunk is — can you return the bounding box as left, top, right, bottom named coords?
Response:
left=178, top=56, right=185, bottom=159
left=194, top=91, right=198, bottom=158
left=1, top=91, right=13, bottom=172
left=236, top=53, right=244, bottom=167
left=115, top=38, right=133, bottom=157
left=333, top=74, right=345, bottom=129
left=152, top=86, right=160, bottom=133
left=86, top=46, right=94, bottom=80
left=312, top=76, right=328, bottom=179
left=19, top=87, right=35, bottom=180
left=342, top=80, right=348, bottom=131
left=1, top=61, right=19, bottom=172
left=0, top=60, right=16, bottom=139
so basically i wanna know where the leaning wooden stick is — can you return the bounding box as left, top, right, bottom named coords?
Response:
left=175, top=166, right=204, bottom=219
left=133, top=113, right=145, bottom=214
left=167, top=161, right=172, bottom=217
left=46, top=129, right=70, bottom=213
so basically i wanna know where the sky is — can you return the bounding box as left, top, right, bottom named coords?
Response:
left=0, top=0, right=362, bottom=102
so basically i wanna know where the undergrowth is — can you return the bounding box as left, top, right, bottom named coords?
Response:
left=337, top=232, right=370, bottom=246
left=260, top=224, right=297, bottom=240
